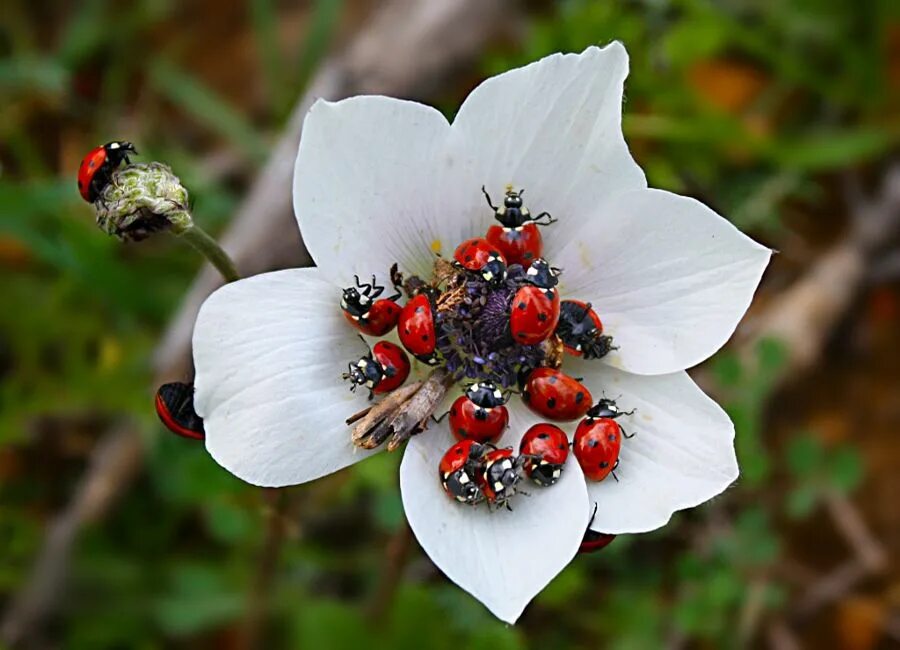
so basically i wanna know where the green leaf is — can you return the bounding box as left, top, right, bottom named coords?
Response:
left=829, top=446, right=864, bottom=494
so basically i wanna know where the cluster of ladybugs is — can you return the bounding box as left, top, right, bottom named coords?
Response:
left=339, top=185, right=637, bottom=512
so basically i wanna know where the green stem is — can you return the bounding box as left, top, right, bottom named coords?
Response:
left=179, top=225, right=240, bottom=283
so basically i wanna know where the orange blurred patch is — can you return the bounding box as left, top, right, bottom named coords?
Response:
left=688, top=59, right=769, bottom=114
left=0, top=235, right=33, bottom=270
left=836, top=596, right=886, bottom=650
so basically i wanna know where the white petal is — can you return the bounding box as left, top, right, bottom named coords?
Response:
left=294, top=96, right=466, bottom=286
left=566, top=359, right=738, bottom=534
left=193, top=268, right=379, bottom=487
left=401, top=428, right=590, bottom=623
left=556, top=188, right=771, bottom=374
left=446, top=42, right=646, bottom=261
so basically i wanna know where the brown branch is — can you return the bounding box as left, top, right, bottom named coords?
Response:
left=1, top=1, right=511, bottom=645
left=366, top=522, right=414, bottom=623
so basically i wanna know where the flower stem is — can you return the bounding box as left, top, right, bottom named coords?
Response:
left=179, top=225, right=240, bottom=283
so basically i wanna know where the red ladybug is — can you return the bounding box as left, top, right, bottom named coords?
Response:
left=519, top=423, right=569, bottom=486
left=522, top=368, right=593, bottom=421
left=453, top=237, right=507, bottom=284
left=341, top=275, right=401, bottom=336
left=579, top=505, right=617, bottom=553
left=342, top=340, right=410, bottom=398
left=448, top=382, right=509, bottom=443
left=482, top=186, right=557, bottom=266
left=510, top=259, right=561, bottom=345
left=572, top=399, right=634, bottom=482
left=155, top=382, right=204, bottom=440
left=439, top=439, right=488, bottom=504
left=556, top=300, right=615, bottom=359
left=398, top=293, right=439, bottom=364
left=476, top=447, right=525, bottom=508
left=77, top=141, right=137, bottom=202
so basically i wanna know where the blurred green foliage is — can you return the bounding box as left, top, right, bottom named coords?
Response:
left=1, top=0, right=894, bottom=647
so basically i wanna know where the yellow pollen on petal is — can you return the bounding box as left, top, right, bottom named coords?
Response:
left=430, top=239, right=442, bottom=254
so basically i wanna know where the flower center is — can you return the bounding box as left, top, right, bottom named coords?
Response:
left=434, top=266, right=545, bottom=388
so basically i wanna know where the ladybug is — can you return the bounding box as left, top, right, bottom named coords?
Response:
left=476, top=447, right=526, bottom=508
left=522, top=367, right=592, bottom=421
left=453, top=237, right=507, bottom=284
left=448, top=381, right=509, bottom=443
left=556, top=300, right=615, bottom=359
left=482, top=186, right=557, bottom=266
left=398, top=293, right=439, bottom=364
left=341, top=275, right=402, bottom=336
left=77, top=141, right=137, bottom=202
left=155, top=382, right=204, bottom=440
left=519, top=423, right=569, bottom=486
left=439, top=439, right=488, bottom=505
left=342, top=340, right=410, bottom=398
left=509, top=259, right=561, bottom=345
left=579, top=505, right=617, bottom=554
left=573, top=398, right=634, bottom=482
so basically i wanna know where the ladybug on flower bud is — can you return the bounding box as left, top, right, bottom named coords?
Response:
left=77, top=141, right=137, bottom=203
left=453, top=237, right=507, bottom=285
left=483, top=186, right=558, bottom=266
left=448, top=381, right=510, bottom=443
left=510, top=259, right=561, bottom=345
left=439, top=439, right=488, bottom=505
left=556, top=300, right=615, bottom=359
left=573, top=398, right=635, bottom=482
left=341, top=275, right=402, bottom=336
left=342, top=340, right=410, bottom=399
left=519, top=423, right=569, bottom=486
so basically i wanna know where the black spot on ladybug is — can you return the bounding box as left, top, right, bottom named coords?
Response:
left=518, top=302, right=526, bottom=310
left=524, top=252, right=534, bottom=260
left=88, top=161, right=96, bottom=169
left=538, top=433, right=549, bottom=439
left=522, top=390, right=531, bottom=403
left=455, top=448, right=463, bottom=454
left=77, top=180, right=83, bottom=188
left=404, top=328, right=411, bottom=334
left=557, top=444, right=566, bottom=450
left=588, top=439, right=599, bottom=448
left=608, top=434, right=616, bottom=441
left=599, top=461, right=609, bottom=468
left=450, top=407, right=457, bottom=416
left=421, top=334, right=429, bottom=341
left=415, top=306, right=424, bottom=313
left=538, top=312, right=548, bottom=322
left=465, top=255, right=473, bottom=262
left=458, top=428, right=466, bottom=437
left=517, top=332, right=527, bottom=339
left=547, top=397, right=557, bottom=409
left=548, top=375, right=557, bottom=384
left=575, top=392, right=585, bottom=403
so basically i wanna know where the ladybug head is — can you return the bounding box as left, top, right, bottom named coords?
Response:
left=481, top=254, right=507, bottom=285
left=103, top=141, right=137, bottom=165
left=587, top=398, right=622, bottom=420
left=342, top=357, right=382, bottom=391
left=503, top=187, right=524, bottom=209
left=465, top=381, right=506, bottom=408
left=525, top=258, right=560, bottom=289
left=341, top=286, right=368, bottom=313
left=446, top=469, right=483, bottom=504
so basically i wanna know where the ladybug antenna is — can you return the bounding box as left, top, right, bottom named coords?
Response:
left=481, top=185, right=497, bottom=211
left=531, top=210, right=558, bottom=226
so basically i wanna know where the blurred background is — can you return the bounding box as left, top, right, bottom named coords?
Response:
left=1, top=0, right=899, bottom=648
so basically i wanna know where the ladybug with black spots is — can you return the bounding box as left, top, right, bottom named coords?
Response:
left=439, top=439, right=488, bottom=505
left=483, top=186, right=558, bottom=266
left=573, top=398, right=635, bottom=482
left=522, top=367, right=592, bottom=421
left=448, top=381, right=510, bottom=443
left=77, top=141, right=137, bottom=202
left=476, top=447, right=527, bottom=509
left=341, top=275, right=402, bottom=336
left=155, top=382, right=204, bottom=440
left=519, top=422, right=569, bottom=486
left=509, top=258, right=561, bottom=345
left=556, top=300, right=615, bottom=359
left=398, top=293, right=439, bottom=364
left=579, top=505, right=617, bottom=553
left=453, top=237, right=507, bottom=285
left=342, top=340, right=410, bottom=399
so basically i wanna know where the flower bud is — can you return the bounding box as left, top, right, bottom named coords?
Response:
left=93, top=162, right=193, bottom=241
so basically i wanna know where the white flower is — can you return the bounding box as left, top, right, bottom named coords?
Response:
left=192, top=43, right=770, bottom=623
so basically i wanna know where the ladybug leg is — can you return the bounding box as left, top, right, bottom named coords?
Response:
left=355, top=334, right=372, bottom=354
left=587, top=502, right=599, bottom=529
left=430, top=410, right=450, bottom=424
left=369, top=275, right=386, bottom=300
left=611, top=458, right=620, bottom=482
left=621, top=427, right=636, bottom=439
left=531, top=211, right=558, bottom=226
left=481, top=185, right=498, bottom=211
